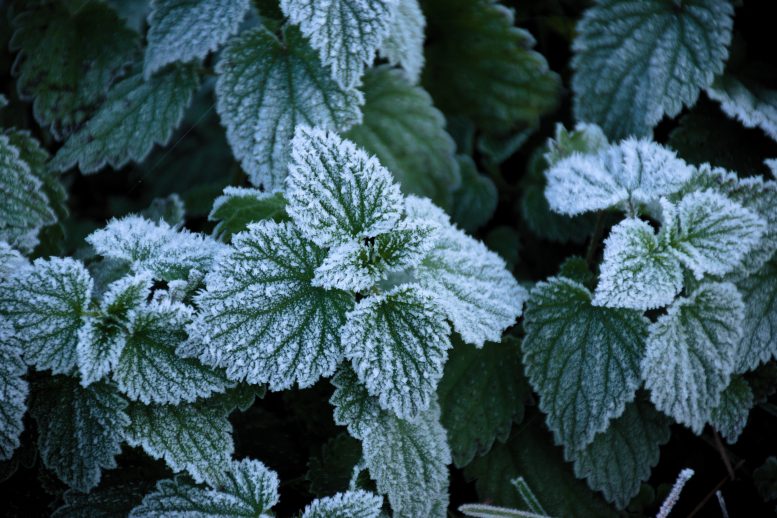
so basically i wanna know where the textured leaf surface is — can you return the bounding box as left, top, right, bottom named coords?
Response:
left=345, top=66, right=460, bottom=208
left=343, top=284, right=450, bottom=419
left=287, top=126, right=404, bottom=247
left=642, top=283, right=744, bottom=433
left=280, top=0, right=396, bottom=88
left=144, top=0, right=251, bottom=77
left=572, top=0, right=734, bottom=139
left=215, top=26, right=363, bottom=189
left=568, top=399, right=670, bottom=509
left=438, top=337, right=528, bottom=467
left=709, top=376, right=753, bottom=444
left=31, top=377, right=129, bottom=492
left=522, top=277, right=649, bottom=450
left=51, top=64, right=200, bottom=173
left=0, top=320, right=27, bottom=461
left=190, top=221, right=352, bottom=389
left=130, top=459, right=279, bottom=517
left=302, top=490, right=383, bottom=518
left=735, top=258, right=777, bottom=372
left=451, top=155, right=497, bottom=232
left=378, top=0, right=425, bottom=82
left=707, top=75, right=777, bottom=141
left=209, top=187, right=288, bottom=242
left=125, top=402, right=233, bottom=485
left=53, top=484, right=149, bottom=518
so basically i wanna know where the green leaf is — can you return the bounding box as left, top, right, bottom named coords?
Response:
left=522, top=277, right=649, bottom=450
left=144, top=0, right=251, bottom=77
left=125, top=402, right=233, bottom=485
left=215, top=26, right=363, bottom=189
left=437, top=336, right=528, bottom=468
left=422, top=0, right=560, bottom=131
left=141, top=194, right=186, bottom=226
left=735, top=258, right=777, bottom=372
left=344, top=66, right=460, bottom=209
left=31, top=377, right=129, bottom=492
left=572, top=0, right=734, bottom=139
left=130, top=459, right=279, bottom=517
left=52, top=483, right=149, bottom=518
left=567, top=399, right=671, bottom=509
left=0, top=257, right=92, bottom=374
left=378, top=0, right=425, bottom=83
left=189, top=220, right=353, bottom=389
left=10, top=1, right=138, bottom=139
left=208, top=188, right=288, bottom=242
left=754, top=457, right=777, bottom=502
left=642, top=282, right=744, bottom=433
left=709, top=375, right=753, bottom=444
left=342, top=284, right=451, bottom=420
left=306, top=433, right=363, bottom=498
left=450, top=155, right=497, bottom=232
left=302, top=490, right=383, bottom=518
left=0, top=319, right=27, bottom=461
left=706, top=74, right=777, bottom=142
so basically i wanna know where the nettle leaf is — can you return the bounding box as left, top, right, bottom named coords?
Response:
left=331, top=369, right=451, bottom=518
left=567, top=399, right=671, bottom=510
left=302, top=490, right=383, bottom=518
left=51, top=63, right=200, bottom=173
left=141, top=194, right=186, bottom=227
left=422, top=0, right=560, bottom=131
left=130, top=459, right=279, bottom=517
left=125, top=402, right=233, bottom=485
left=378, top=0, right=425, bottom=83
left=53, top=483, right=150, bottom=518
left=342, top=284, right=451, bottom=420
left=114, top=300, right=229, bottom=404
left=642, top=282, right=744, bottom=433
left=665, top=190, right=766, bottom=279
left=735, top=258, right=777, bottom=372
left=0, top=242, right=28, bottom=278
left=10, top=1, right=138, bottom=139
left=144, top=0, right=251, bottom=78
left=280, top=0, right=396, bottom=88
left=287, top=126, right=404, bottom=247
left=0, top=319, right=27, bottom=461
left=706, top=74, right=777, bottom=142
left=215, top=26, right=363, bottom=189
left=593, top=218, right=683, bottom=310
left=209, top=187, right=288, bottom=242
left=190, top=220, right=353, bottom=389
left=0, top=257, right=92, bottom=374
left=522, top=277, right=649, bottom=451
left=31, top=377, right=129, bottom=492
left=544, top=123, right=609, bottom=167
left=87, top=216, right=222, bottom=281
left=306, top=433, right=362, bottom=497
left=0, top=134, right=56, bottom=253
left=451, top=155, right=497, bottom=232
left=437, top=337, right=528, bottom=468
left=572, top=0, right=733, bottom=139
left=344, top=66, right=460, bottom=209
left=709, top=375, right=753, bottom=444
left=545, top=139, right=693, bottom=217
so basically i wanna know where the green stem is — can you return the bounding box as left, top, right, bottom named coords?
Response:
left=585, top=212, right=606, bottom=268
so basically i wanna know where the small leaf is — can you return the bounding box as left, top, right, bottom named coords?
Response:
left=706, top=74, right=777, bottom=142
left=754, top=457, right=777, bottom=502
left=378, top=0, right=425, bottom=82
left=306, top=433, right=362, bottom=498
left=451, top=155, right=498, bottom=232
left=302, top=490, right=383, bottom=518
left=709, top=375, right=753, bottom=444
left=0, top=319, right=27, bottom=461
left=208, top=187, right=288, bottom=242
left=141, top=194, right=186, bottom=226
left=735, top=258, right=777, bottom=372
left=53, top=483, right=149, bottom=518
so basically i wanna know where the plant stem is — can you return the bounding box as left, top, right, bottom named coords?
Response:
left=585, top=212, right=606, bottom=268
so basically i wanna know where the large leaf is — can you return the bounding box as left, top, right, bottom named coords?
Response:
left=215, top=26, right=363, bottom=189
left=522, top=277, right=649, bottom=450
left=0, top=319, right=27, bottom=461
left=709, top=375, right=753, bottom=444
left=707, top=74, right=777, bottom=142
left=378, top=0, right=425, bottom=82
left=735, top=258, right=777, bottom=372
left=302, top=491, right=383, bottom=518
left=572, top=0, right=734, bottom=139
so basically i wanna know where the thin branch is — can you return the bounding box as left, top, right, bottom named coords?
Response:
left=713, top=430, right=735, bottom=480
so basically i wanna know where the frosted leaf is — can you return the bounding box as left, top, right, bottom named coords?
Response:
left=144, top=0, right=250, bottom=78
left=522, top=277, right=649, bottom=450
left=567, top=399, right=671, bottom=509
left=215, top=26, right=363, bottom=189
left=77, top=272, right=153, bottom=386
left=414, top=223, right=527, bottom=347
left=345, top=66, right=460, bottom=209
left=114, top=300, right=229, bottom=404
left=0, top=134, right=56, bottom=253
left=734, top=258, right=777, bottom=373
left=209, top=187, right=288, bottom=242
left=0, top=319, right=27, bottom=461
left=404, top=195, right=451, bottom=227
left=0, top=257, right=92, bottom=374
left=141, top=193, right=186, bottom=227
left=545, top=139, right=693, bottom=216
left=572, top=0, right=733, bottom=139
left=190, top=221, right=352, bottom=389
left=642, top=282, right=744, bottom=433
left=87, top=215, right=222, bottom=281
left=280, top=0, right=397, bottom=88
left=10, top=1, right=138, bottom=140
left=125, top=402, right=233, bottom=485
left=51, top=63, right=200, bottom=173
left=593, top=218, right=683, bottom=310
left=0, top=241, right=28, bottom=277
left=709, top=376, right=753, bottom=444
left=342, top=284, right=451, bottom=419
left=31, top=377, right=129, bottom=492
left=766, top=159, right=777, bottom=177
left=543, top=123, right=608, bottom=167
left=706, top=75, right=777, bottom=141
left=53, top=484, right=149, bottom=518
left=130, top=459, right=279, bottom=518
left=302, top=490, right=383, bottom=518
left=666, top=190, right=766, bottom=279
left=286, top=126, right=404, bottom=248
left=378, top=0, right=425, bottom=82
left=313, top=220, right=437, bottom=292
